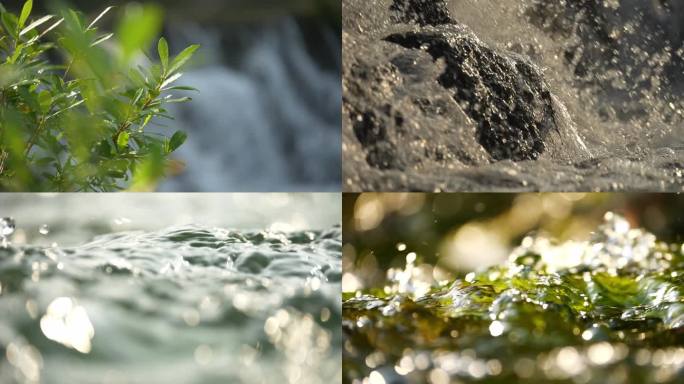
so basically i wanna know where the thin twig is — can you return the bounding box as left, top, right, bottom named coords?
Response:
left=0, top=150, right=7, bottom=176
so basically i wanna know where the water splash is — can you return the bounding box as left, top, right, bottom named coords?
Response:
left=342, top=0, right=684, bottom=191
left=1, top=217, right=15, bottom=247
left=510, top=212, right=663, bottom=274
left=385, top=252, right=434, bottom=298
left=159, top=19, right=341, bottom=192
left=0, top=225, right=342, bottom=384
left=343, top=213, right=684, bottom=383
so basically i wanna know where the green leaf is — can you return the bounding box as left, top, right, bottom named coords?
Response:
left=87, top=6, right=115, bottom=30
left=158, top=37, right=169, bottom=70
left=1, top=12, right=18, bottom=39
left=129, top=144, right=164, bottom=191
left=117, top=132, right=130, bottom=150
left=36, top=17, right=64, bottom=39
left=167, top=130, right=187, bottom=153
left=168, top=44, right=200, bottom=74
left=0, top=4, right=200, bottom=192
left=90, top=33, right=114, bottom=47
left=165, top=85, right=199, bottom=92
left=38, top=90, right=51, bottom=113
left=140, top=114, right=154, bottom=130
left=19, top=14, right=53, bottom=37
left=164, top=97, right=192, bottom=104
left=18, top=0, right=33, bottom=29
left=97, top=140, right=113, bottom=157
left=117, top=4, right=163, bottom=62
left=160, top=72, right=182, bottom=89
left=128, top=68, right=148, bottom=87
left=131, top=88, right=145, bottom=105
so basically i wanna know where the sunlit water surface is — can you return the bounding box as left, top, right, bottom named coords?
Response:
left=343, top=213, right=684, bottom=383
left=343, top=0, right=683, bottom=191
left=0, top=195, right=341, bottom=384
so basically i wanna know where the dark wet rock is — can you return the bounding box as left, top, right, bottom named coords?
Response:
left=389, top=0, right=453, bottom=26
left=342, top=0, right=684, bottom=192
left=343, top=0, right=590, bottom=187
left=343, top=35, right=490, bottom=173
left=385, top=26, right=558, bottom=161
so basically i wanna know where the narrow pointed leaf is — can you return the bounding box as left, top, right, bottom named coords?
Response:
left=164, top=97, right=191, bottom=104
left=18, top=0, right=33, bottom=29
left=87, top=6, right=115, bottom=30
left=158, top=37, right=169, bottom=70
left=166, top=85, right=199, bottom=92
left=117, top=132, right=130, bottom=150
left=168, top=44, right=199, bottom=74
left=167, top=130, right=187, bottom=153
left=90, top=33, right=114, bottom=47
left=160, top=72, right=183, bottom=89
left=19, top=14, right=53, bottom=36
left=38, top=17, right=64, bottom=38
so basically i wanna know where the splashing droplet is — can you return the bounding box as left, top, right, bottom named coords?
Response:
left=39, top=225, right=50, bottom=236
left=1, top=217, right=15, bottom=237
left=1, top=217, right=15, bottom=247
left=489, top=320, right=505, bottom=337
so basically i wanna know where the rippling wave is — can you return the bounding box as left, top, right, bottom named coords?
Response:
left=0, top=224, right=341, bottom=384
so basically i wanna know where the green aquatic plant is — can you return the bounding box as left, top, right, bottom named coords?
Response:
left=343, top=213, right=684, bottom=383
left=0, top=1, right=199, bottom=191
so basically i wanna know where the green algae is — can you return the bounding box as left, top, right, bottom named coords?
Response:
left=343, top=213, right=684, bottom=383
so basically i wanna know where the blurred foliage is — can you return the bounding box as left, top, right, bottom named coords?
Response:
left=344, top=193, right=684, bottom=285
left=0, top=1, right=199, bottom=191
left=18, top=0, right=341, bottom=26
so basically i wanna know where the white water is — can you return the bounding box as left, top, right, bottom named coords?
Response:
left=158, top=19, right=341, bottom=192
left=446, top=0, right=684, bottom=153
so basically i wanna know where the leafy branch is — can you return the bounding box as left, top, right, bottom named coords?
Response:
left=0, top=1, right=200, bottom=191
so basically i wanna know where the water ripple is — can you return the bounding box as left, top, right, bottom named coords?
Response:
left=0, top=225, right=341, bottom=384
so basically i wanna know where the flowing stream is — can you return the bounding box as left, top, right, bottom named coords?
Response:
left=343, top=213, right=684, bottom=383
left=342, top=0, right=684, bottom=191
left=158, top=18, right=341, bottom=192
left=0, top=195, right=341, bottom=384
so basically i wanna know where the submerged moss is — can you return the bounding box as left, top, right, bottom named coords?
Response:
left=343, top=213, right=684, bottom=383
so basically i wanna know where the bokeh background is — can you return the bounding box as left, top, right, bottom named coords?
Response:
left=0, top=193, right=340, bottom=246
left=2, top=0, right=341, bottom=191
left=343, top=193, right=684, bottom=290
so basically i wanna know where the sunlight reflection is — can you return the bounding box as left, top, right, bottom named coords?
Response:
left=40, top=297, right=94, bottom=354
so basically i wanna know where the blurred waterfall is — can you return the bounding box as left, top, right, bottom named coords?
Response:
left=158, top=18, right=341, bottom=191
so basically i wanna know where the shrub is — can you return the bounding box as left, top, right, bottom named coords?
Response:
left=0, top=1, right=199, bottom=191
